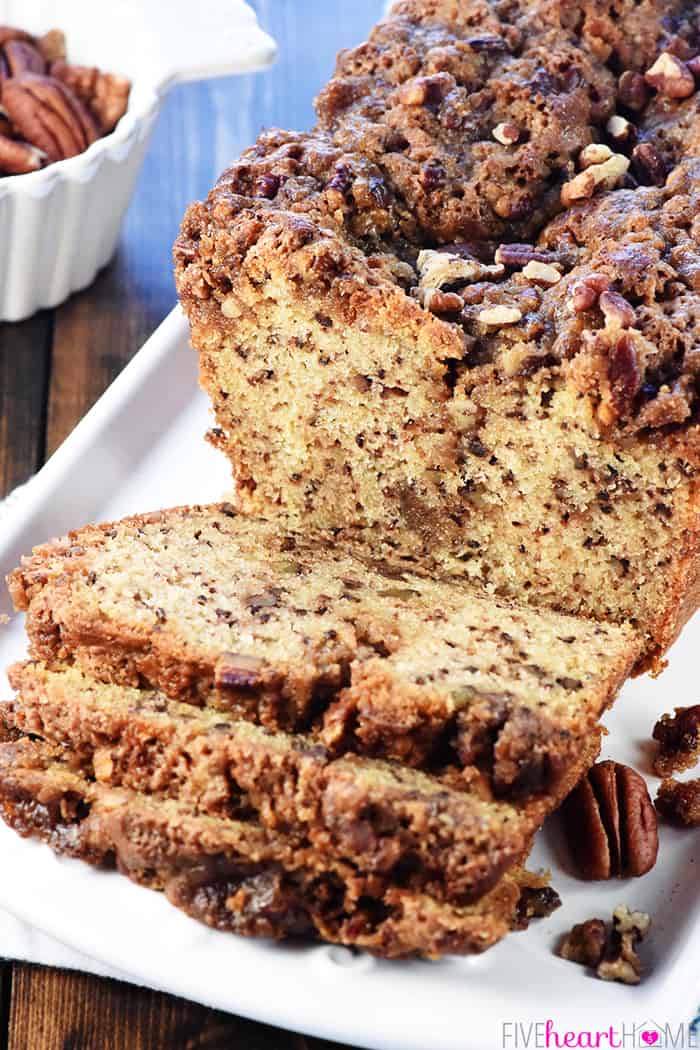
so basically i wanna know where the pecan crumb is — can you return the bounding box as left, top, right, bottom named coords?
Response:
left=492, top=121, right=520, bottom=145
left=477, top=305, right=522, bottom=326
left=561, top=153, right=629, bottom=206
left=559, top=906, right=650, bottom=985
left=652, top=704, right=700, bottom=775
left=655, top=777, right=700, bottom=826
left=514, top=885, right=562, bottom=929
left=644, top=51, right=695, bottom=99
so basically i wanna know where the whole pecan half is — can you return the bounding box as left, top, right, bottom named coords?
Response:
left=50, top=60, right=130, bottom=134
left=0, top=133, right=45, bottom=174
left=2, top=39, right=46, bottom=78
left=2, top=73, right=98, bottom=161
left=563, top=760, right=658, bottom=879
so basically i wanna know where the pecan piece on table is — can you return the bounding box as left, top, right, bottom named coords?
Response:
left=655, top=777, right=700, bottom=825
left=2, top=73, right=99, bottom=162
left=562, top=760, right=658, bottom=879
left=559, top=906, right=650, bottom=985
left=652, top=704, right=700, bottom=775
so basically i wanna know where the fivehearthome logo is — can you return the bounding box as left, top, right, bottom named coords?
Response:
left=501, top=1019, right=699, bottom=1048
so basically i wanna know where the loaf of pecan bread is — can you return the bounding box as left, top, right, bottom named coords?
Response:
left=0, top=737, right=539, bottom=958
left=7, top=504, right=640, bottom=798
left=175, top=0, right=700, bottom=669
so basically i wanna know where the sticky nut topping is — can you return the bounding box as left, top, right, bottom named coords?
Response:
left=562, top=760, right=658, bottom=880
left=631, top=142, right=667, bottom=187
left=644, top=51, right=696, bottom=99
left=652, top=704, right=700, bottom=776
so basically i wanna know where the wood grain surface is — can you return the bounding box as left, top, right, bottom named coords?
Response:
left=0, top=2, right=383, bottom=1047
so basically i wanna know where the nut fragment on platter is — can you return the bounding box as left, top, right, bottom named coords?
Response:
left=561, top=152, right=629, bottom=206
left=652, top=704, right=700, bottom=775
left=562, top=760, right=658, bottom=879
left=477, top=305, right=522, bottom=326
left=559, top=906, right=650, bottom=985
left=655, top=777, right=700, bottom=825
left=644, top=51, right=696, bottom=99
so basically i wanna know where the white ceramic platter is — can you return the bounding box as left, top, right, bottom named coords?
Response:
left=0, top=308, right=698, bottom=1050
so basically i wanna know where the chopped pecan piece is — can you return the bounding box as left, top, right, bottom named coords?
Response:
left=559, top=918, right=608, bottom=967
left=563, top=761, right=658, bottom=879
left=477, top=305, right=522, bottom=326
left=416, top=249, right=503, bottom=290
left=655, top=777, right=700, bottom=826
left=644, top=52, right=695, bottom=99
left=631, top=142, right=666, bottom=186
left=618, top=70, right=649, bottom=111
left=495, top=243, right=558, bottom=267
left=570, top=273, right=610, bottom=313
left=561, top=153, right=629, bottom=206
left=652, top=705, right=700, bottom=775
left=215, top=652, right=269, bottom=690
left=514, top=884, right=562, bottom=929
left=559, top=907, right=650, bottom=985
left=600, top=290, right=636, bottom=329
left=492, top=121, right=520, bottom=145
left=606, top=114, right=636, bottom=148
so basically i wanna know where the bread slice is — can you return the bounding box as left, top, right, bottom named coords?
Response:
left=0, top=737, right=540, bottom=958
left=7, top=504, right=640, bottom=798
left=175, top=1, right=700, bottom=670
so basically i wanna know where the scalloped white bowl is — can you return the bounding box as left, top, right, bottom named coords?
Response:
left=0, top=0, right=276, bottom=321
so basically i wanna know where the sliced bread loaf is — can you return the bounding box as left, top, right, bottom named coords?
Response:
left=7, top=504, right=641, bottom=798
left=0, top=737, right=542, bottom=958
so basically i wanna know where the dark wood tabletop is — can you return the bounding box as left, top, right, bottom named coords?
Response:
left=0, top=2, right=383, bottom=1046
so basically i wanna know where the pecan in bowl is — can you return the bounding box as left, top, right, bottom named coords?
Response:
left=0, top=23, right=130, bottom=176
